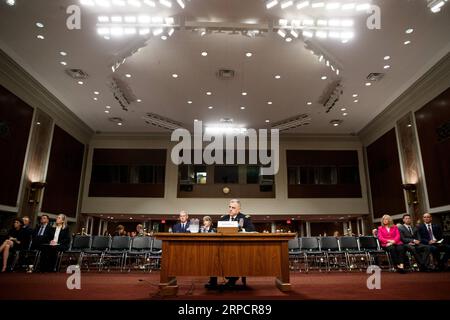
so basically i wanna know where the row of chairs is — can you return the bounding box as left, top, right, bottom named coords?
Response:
left=57, top=235, right=163, bottom=272
left=288, top=236, right=394, bottom=272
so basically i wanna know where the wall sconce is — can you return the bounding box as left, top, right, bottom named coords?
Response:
left=28, top=181, right=47, bottom=204
left=402, top=183, right=418, bottom=205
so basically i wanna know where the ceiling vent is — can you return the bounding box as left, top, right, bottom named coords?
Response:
left=271, top=113, right=311, bottom=131
left=366, top=73, right=385, bottom=82
left=65, top=68, right=89, bottom=79
left=142, top=113, right=184, bottom=131
left=108, top=117, right=123, bottom=123
left=216, top=69, right=235, bottom=80
left=220, top=118, right=233, bottom=124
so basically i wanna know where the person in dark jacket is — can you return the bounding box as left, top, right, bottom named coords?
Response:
left=0, top=219, right=25, bottom=272
left=40, top=214, right=71, bottom=272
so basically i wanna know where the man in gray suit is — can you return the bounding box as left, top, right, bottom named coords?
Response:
left=398, top=213, right=431, bottom=272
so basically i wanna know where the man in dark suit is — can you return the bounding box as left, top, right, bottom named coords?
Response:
left=21, top=216, right=33, bottom=250
left=205, top=199, right=255, bottom=289
left=417, top=213, right=450, bottom=271
left=398, top=214, right=430, bottom=271
left=172, top=211, right=190, bottom=233
left=31, top=215, right=53, bottom=249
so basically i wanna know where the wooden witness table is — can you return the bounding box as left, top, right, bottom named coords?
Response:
left=154, top=232, right=296, bottom=296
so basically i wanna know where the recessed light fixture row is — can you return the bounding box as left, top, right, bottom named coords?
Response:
left=80, top=0, right=187, bottom=10
left=267, top=1, right=372, bottom=12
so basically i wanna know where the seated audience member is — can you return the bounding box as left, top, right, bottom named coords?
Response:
left=377, top=214, right=407, bottom=273
left=136, top=224, right=144, bottom=236
left=21, top=216, right=33, bottom=250
left=418, top=213, right=450, bottom=271
left=372, top=228, right=378, bottom=237
left=398, top=214, right=431, bottom=271
left=32, top=215, right=53, bottom=249
left=201, top=216, right=215, bottom=233
left=40, top=214, right=71, bottom=272
left=333, top=231, right=340, bottom=237
left=172, top=211, right=190, bottom=233
left=113, top=225, right=127, bottom=236
left=130, top=231, right=137, bottom=238
left=0, top=219, right=25, bottom=272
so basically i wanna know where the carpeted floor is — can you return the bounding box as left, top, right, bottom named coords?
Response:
left=1, top=271, right=450, bottom=300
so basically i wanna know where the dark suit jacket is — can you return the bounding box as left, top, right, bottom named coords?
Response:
left=172, top=222, right=191, bottom=233
left=398, top=224, right=421, bottom=244
left=48, top=227, right=71, bottom=251
left=418, top=223, right=444, bottom=245
left=32, top=224, right=53, bottom=248
left=219, top=212, right=255, bottom=232
left=21, top=225, right=33, bottom=250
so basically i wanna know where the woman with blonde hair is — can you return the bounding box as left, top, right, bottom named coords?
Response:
left=40, top=214, right=71, bottom=272
left=377, top=214, right=407, bottom=273
left=201, top=216, right=215, bottom=233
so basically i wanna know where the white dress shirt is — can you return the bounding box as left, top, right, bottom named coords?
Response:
left=53, top=226, right=62, bottom=243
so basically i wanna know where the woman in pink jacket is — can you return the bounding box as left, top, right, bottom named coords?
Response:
left=377, top=214, right=407, bottom=273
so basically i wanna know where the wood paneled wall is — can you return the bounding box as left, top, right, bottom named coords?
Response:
left=41, top=125, right=85, bottom=217
left=415, top=87, right=450, bottom=209
left=0, top=85, right=33, bottom=207
left=366, top=129, right=405, bottom=218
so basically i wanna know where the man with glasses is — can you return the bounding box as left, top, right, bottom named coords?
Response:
left=417, top=213, right=450, bottom=271
left=205, top=199, right=255, bottom=289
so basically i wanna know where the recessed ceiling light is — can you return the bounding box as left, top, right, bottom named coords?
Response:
left=405, top=28, right=414, bottom=34
left=307, top=102, right=312, bottom=105
left=37, top=35, right=45, bottom=40
left=333, top=123, right=339, bottom=127
left=187, top=100, right=193, bottom=104
left=242, top=92, right=247, bottom=96
left=36, top=22, right=44, bottom=28
left=343, top=112, right=348, bottom=116
left=352, top=94, right=358, bottom=97
left=104, top=110, right=110, bottom=113
left=384, top=65, right=391, bottom=69
left=94, top=91, right=99, bottom=95
left=365, top=82, right=372, bottom=86
left=77, top=81, right=83, bottom=85
left=104, top=36, right=110, bottom=40
left=407, top=124, right=412, bottom=128
left=404, top=40, right=411, bottom=45
left=341, top=108, right=347, bottom=111
left=136, top=99, right=142, bottom=102
left=93, top=97, right=98, bottom=101
left=125, top=74, right=131, bottom=78
left=201, top=51, right=208, bottom=56
left=246, top=52, right=252, bottom=57
left=265, top=120, right=270, bottom=123
left=117, top=122, right=123, bottom=126
left=172, top=73, right=178, bottom=78
left=208, top=106, right=213, bottom=109
left=6, top=0, right=15, bottom=6
left=285, top=37, right=292, bottom=42
left=206, top=91, right=212, bottom=95
left=194, top=119, right=199, bottom=122
left=60, top=61, right=67, bottom=66
left=106, top=105, right=111, bottom=109
left=161, top=35, right=168, bottom=40
left=321, top=76, right=327, bottom=80
left=274, top=75, right=281, bottom=79
left=384, top=55, right=390, bottom=60
left=354, top=99, right=358, bottom=103
left=240, top=106, right=246, bottom=110
left=341, top=39, right=348, bottom=44
left=267, top=101, right=273, bottom=105
left=60, top=51, right=67, bottom=56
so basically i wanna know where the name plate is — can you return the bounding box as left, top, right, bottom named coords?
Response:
left=217, top=221, right=238, bottom=228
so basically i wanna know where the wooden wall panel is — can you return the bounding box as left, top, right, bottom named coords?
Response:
left=0, top=85, right=33, bottom=207
left=366, top=129, right=405, bottom=219
left=41, top=125, right=84, bottom=217
left=415, top=87, right=450, bottom=209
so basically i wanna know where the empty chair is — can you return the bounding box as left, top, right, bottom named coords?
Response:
left=358, top=236, right=392, bottom=271
left=288, top=237, right=301, bottom=271
left=124, top=236, right=152, bottom=272
left=300, top=237, right=326, bottom=272
left=339, top=236, right=369, bottom=271
left=57, top=235, right=91, bottom=271
left=79, top=235, right=111, bottom=271
left=148, top=238, right=162, bottom=270
left=101, top=236, right=131, bottom=272
left=319, top=237, right=347, bottom=272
